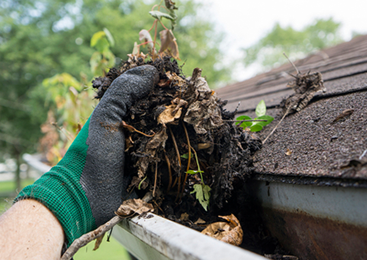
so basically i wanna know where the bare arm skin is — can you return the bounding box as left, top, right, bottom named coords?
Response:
left=0, top=199, right=64, bottom=260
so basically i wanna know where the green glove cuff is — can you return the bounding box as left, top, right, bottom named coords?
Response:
left=15, top=118, right=96, bottom=246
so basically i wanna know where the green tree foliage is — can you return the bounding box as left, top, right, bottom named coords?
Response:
left=0, top=0, right=228, bottom=189
left=243, top=18, right=343, bottom=71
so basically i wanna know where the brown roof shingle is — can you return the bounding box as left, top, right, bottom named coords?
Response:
left=216, top=35, right=367, bottom=183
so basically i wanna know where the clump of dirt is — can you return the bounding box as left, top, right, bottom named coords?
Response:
left=92, top=56, right=284, bottom=254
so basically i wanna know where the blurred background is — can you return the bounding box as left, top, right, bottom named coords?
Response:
left=0, top=0, right=365, bottom=259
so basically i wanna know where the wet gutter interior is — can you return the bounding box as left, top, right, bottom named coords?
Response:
left=23, top=151, right=367, bottom=259
left=248, top=179, right=367, bottom=260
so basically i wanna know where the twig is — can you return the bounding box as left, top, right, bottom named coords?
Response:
left=262, top=108, right=290, bottom=144
left=152, top=199, right=164, bottom=214
left=172, top=177, right=178, bottom=188
left=153, top=20, right=158, bottom=55
left=168, top=126, right=181, bottom=167
left=179, top=121, right=192, bottom=200
left=121, top=121, right=155, bottom=137
left=283, top=52, right=299, bottom=75
left=60, top=216, right=122, bottom=260
left=158, top=19, right=169, bottom=31
left=360, top=149, right=367, bottom=160
left=164, top=151, right=173, bottom=192
left=153, top=161, right=158, bottom=197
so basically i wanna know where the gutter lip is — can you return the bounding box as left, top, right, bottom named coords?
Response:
left=115, top=212, right=267, bottom=260
left=252, top=172, right=367, bottom=188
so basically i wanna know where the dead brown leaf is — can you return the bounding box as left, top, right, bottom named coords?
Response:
left=159, top=29, right=179, bottom=59
left=166, top=71, right=186, bottom=87
left=283, top=71, right=325, bottom=114
left=116, top=198, right=154, bottom=218
left=158, top=79, right=172, bottom=87
left=180, top=212, right=190, bottom=221
left=285, top=148, right=292, bottom=156
left=157, top=104, right=182, bottom=125
left=93, top=233, right=104, bottom=251
left=125, top=135, right=134, bottom=152
left=201, top=214, right=243, bottom=246
left=194, top=218, right=206, bottom=225
left=136, top=128, right=168, bottom=179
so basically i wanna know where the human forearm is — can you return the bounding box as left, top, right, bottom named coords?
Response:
left=0, top=199, right=64, bottom=260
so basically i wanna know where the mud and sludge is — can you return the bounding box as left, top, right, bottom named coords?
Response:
left=92, top=56, right=289, bottom=256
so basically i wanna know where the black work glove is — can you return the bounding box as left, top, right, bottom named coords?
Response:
left=16, top=65, right=159, bottom=246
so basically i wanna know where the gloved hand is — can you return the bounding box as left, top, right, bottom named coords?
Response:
left=16, top=65, right=159, bottom=246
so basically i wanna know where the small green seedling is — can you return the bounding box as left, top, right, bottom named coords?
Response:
left=181, top=153, right=193, bottom=159
left=236, top=100, right=274, bottom=132
left=183, top=150, right=211, bottom=211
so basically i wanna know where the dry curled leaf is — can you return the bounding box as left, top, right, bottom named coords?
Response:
left=125, top=135, right=134, bottom=152
left=166, top=71, right=186, bottom=87
left=282, top=71, right=325, bottom=114
left=194, top=218, right=206, bottom=225
left=183, top=75, right=223, bottom=134
left=285, top=148, right=292, bottom=156
left=158, top=79, right=172, bottom=87
left=93, top=233, right=104, bottom=251
left=116, top=198, right=154, bottom=218
left=159, top=29, right=179, bottom=59
left=158, top=104, right=182, bottom=125
left=136, top=128, right=168, bottom=179
left=201, top=214, right=243, bottom=246
left=180, top=212, right=190, bottom=221
left=139, top=29, right=154, bottom=52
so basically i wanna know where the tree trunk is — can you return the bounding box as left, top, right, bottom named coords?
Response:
left=15, top=152, right=21, bottom=192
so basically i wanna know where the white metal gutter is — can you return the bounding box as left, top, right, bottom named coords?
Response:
left=114, top=213, right=266, bottom=260
left=249, top=179, right=367, bottom=259
left=252, top=180, right=367, bottom=228
left=22, top=153, right=51, bottom=176
left=22, top=153, right=266, bottom=260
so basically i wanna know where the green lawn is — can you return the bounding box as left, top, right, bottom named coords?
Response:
left=0, top=178, right=132, bottom=260
left=0, top=178, right=35, bottom=213
left=74, top=237, right=131, bottom=260
left=0, top=178, right=34, bottom=193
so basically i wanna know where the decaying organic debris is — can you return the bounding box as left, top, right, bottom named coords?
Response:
left=92, top=56, right=263, bottom=247
left=263, top=69, right=326, bottom=144
left=201, top=214, right=243, bottom=246
left=281, top=71, right=326, bottom=114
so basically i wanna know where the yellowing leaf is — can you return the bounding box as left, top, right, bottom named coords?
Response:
left=159, top=29, right=179, bottom=59
left=90, top=31, right=106, bottom=47
left=201, top=214, right=243, bottom=246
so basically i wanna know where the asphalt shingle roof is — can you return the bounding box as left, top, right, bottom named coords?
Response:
left=216, top=35, right=367, bottom=182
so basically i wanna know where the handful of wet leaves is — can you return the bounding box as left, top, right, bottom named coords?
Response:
left=92, top=56, right=262, bottom=245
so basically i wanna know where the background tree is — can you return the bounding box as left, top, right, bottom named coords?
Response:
left=243, top=18, right=343, bottom=71
left=0, top=0, right=228, bottom=190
